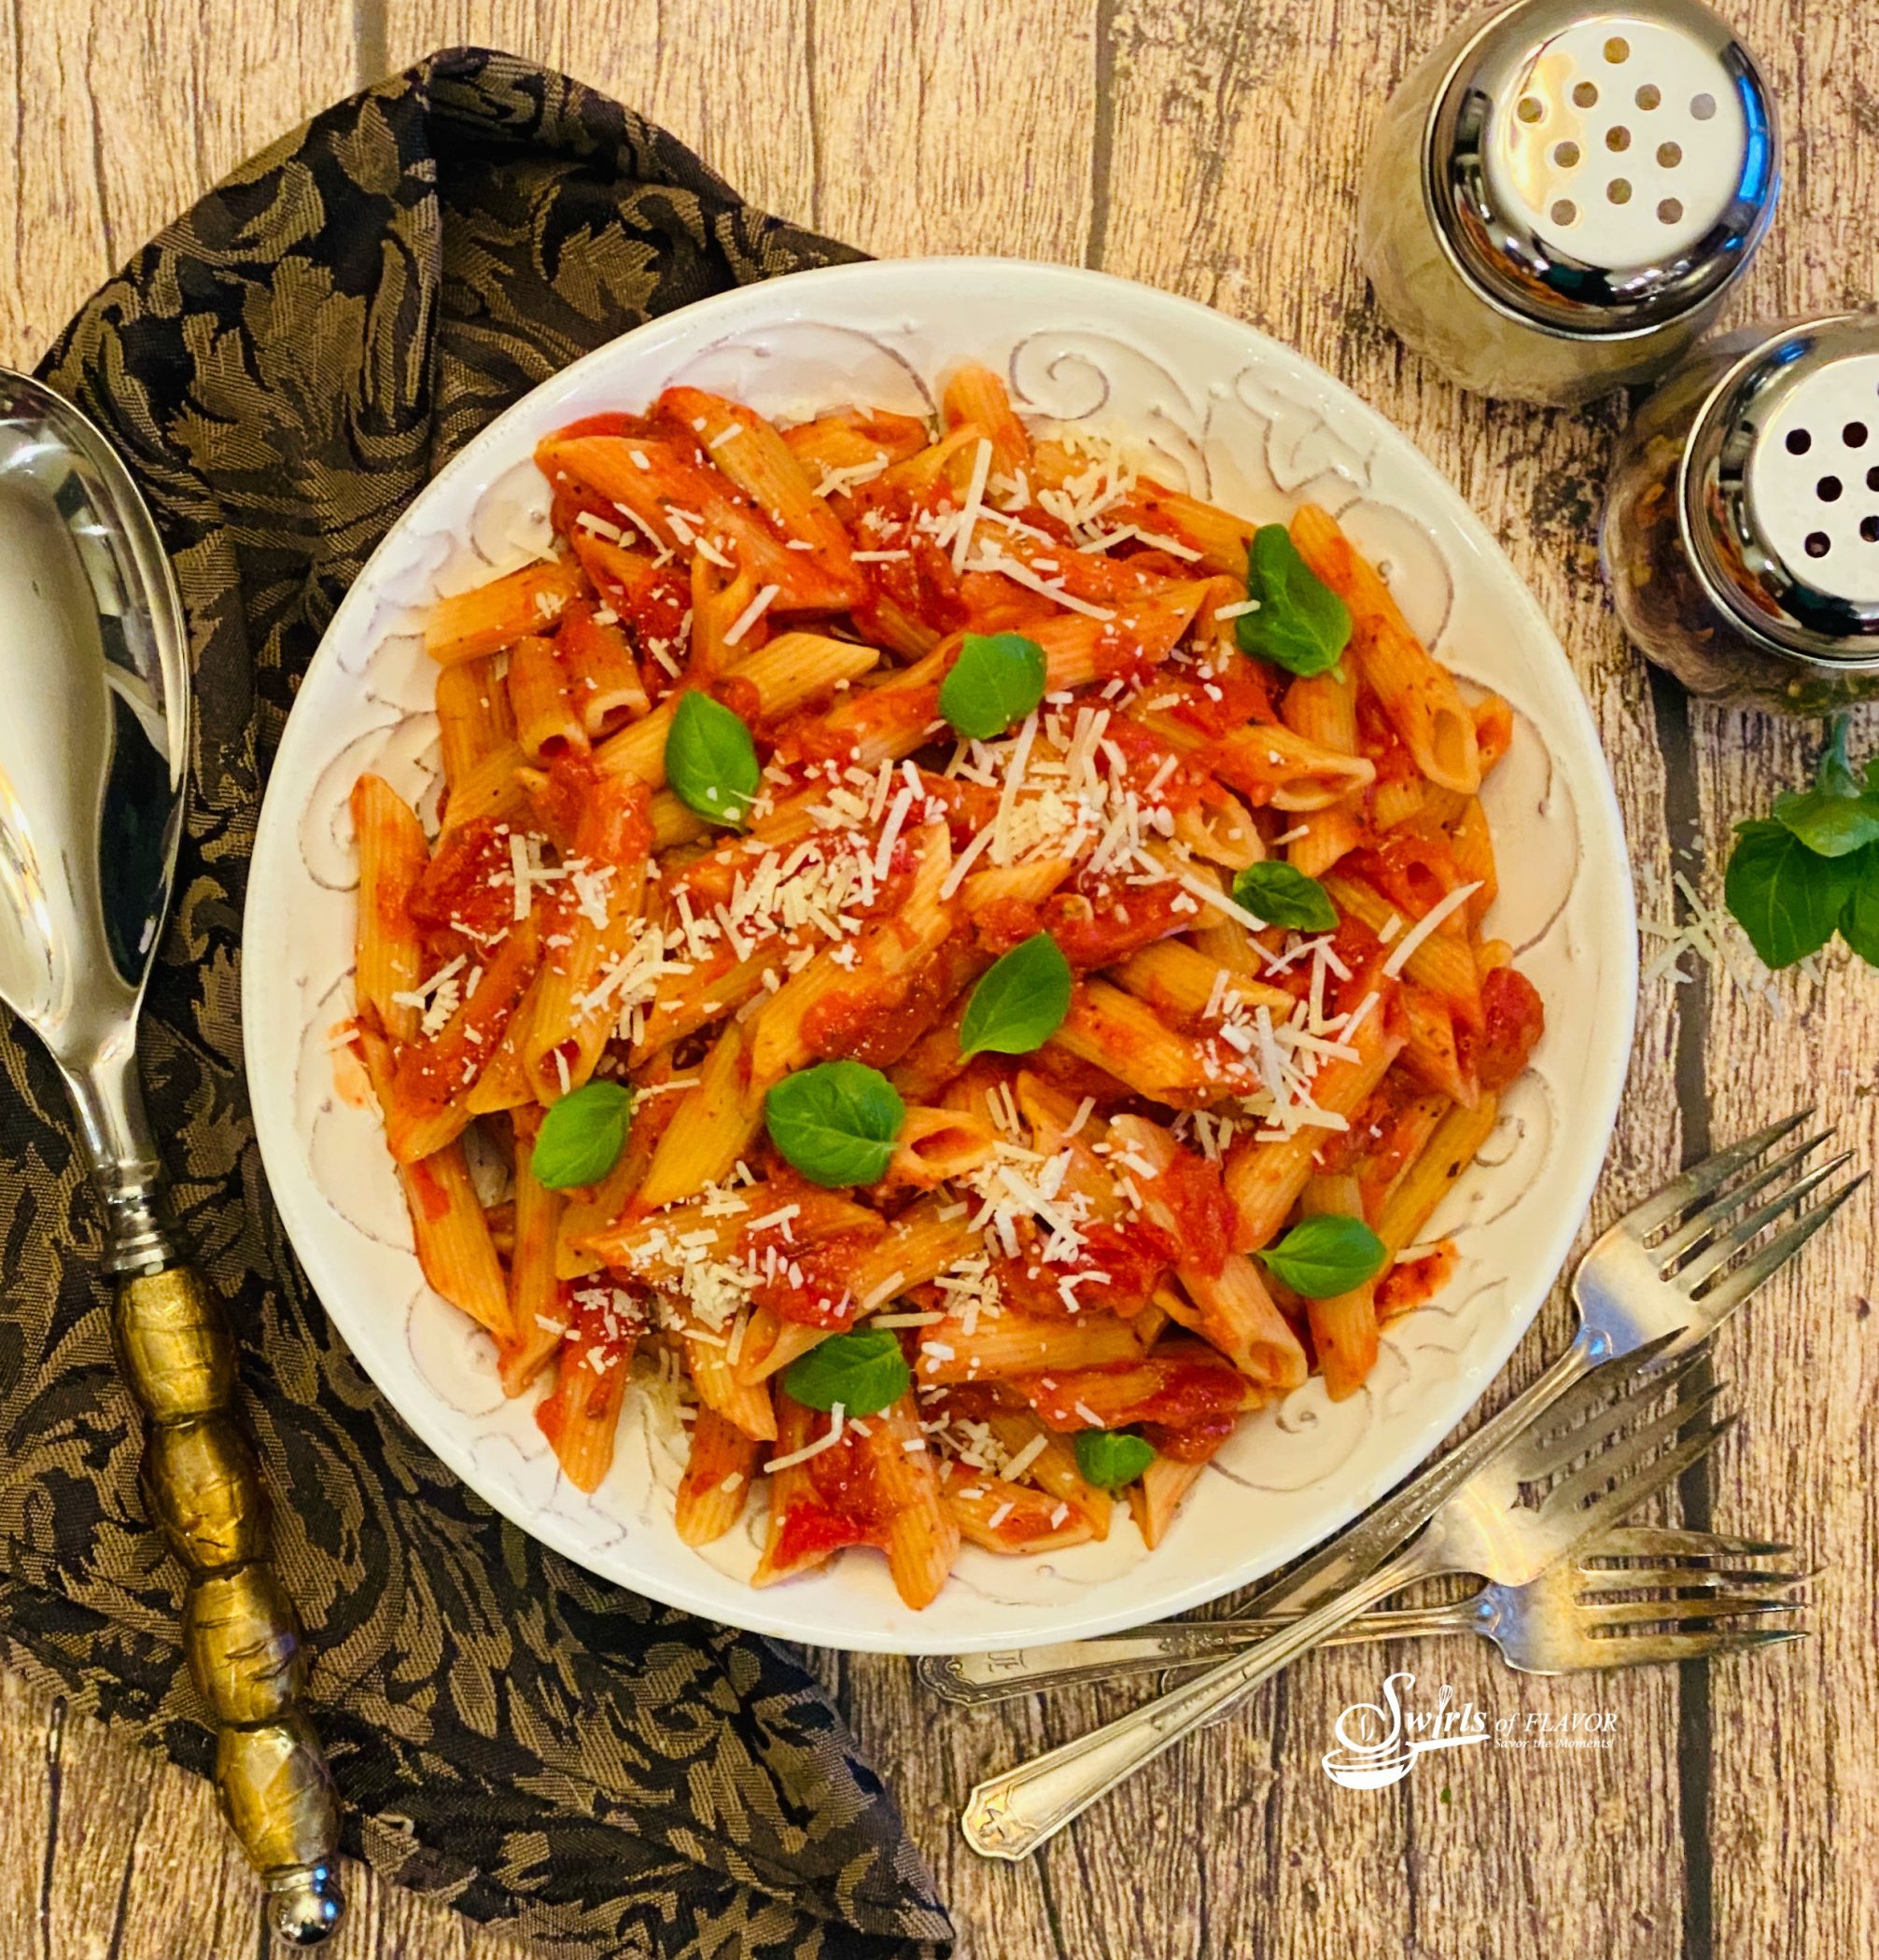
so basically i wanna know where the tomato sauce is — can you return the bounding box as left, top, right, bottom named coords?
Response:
left=1020, top=1353, right=1247, bottom=1433
left=769, top=1414, right=900, bottom=1566
left=1315, top=1069, right=1424, bottom=1179
left=970, top=879, right=1193, bottom=971
left=801, top=931, right=980, bottom=1069
left=1376, top=1241, right=1460, bottom=1320
left=1345, top=832, right=1468, bottom=920
left=548, top=411, right=651, bottom=444
left=407, top=816, right=518, bottom=947
left=1140, top=1143, right=1233, bottom=1279
left=1356, top=688, right=1419, bottom=790
left=404, top=1158, right=453, bottom=1225
left=1140, top=1409, right=1238, bottom=1463
left=770, top=1499, right=873, bottom=1570
left=1457, top=965, right=1546, bottom=1093
left=1157, top=657, right=1282, bottom=740
left=748, top=1229, right=879, bottom=1330
left=994, top=1216, right=1177, bottom=1321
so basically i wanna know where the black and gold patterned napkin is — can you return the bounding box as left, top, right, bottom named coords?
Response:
left=0, top=47, right=950, bottom=1960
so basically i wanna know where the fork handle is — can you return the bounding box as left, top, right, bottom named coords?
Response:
left=923, top=1598, right=1479, bottom=1706
left=961, top=1545, right=1433, bottom=1859
left=1243, top=1336, right=1597, bottom=1617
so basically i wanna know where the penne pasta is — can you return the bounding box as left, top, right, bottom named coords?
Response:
left=675, top=1407, right=763, bottom=1545
left=348, top=379, right=1546, bottom=1609
left=1299, top=1172, right=1380, bottom=1400
left=1288, top=503, right=1481, bottom=794
left=435, top=657, right=516, bottom=788
left=350, top=774, right=428, bottom=1043
left=426, top=559, right=580, bottom=665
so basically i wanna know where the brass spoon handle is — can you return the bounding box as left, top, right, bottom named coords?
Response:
left=113, top=1261, right=344, bottom=1945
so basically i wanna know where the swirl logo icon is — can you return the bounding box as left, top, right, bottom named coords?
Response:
left=1321, top=1672, right=1490, bottom=1789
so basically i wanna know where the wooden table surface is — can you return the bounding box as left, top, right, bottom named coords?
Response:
left=3, top=3, right=1874, bottom=1956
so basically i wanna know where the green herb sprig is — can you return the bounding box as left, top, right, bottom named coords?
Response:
left=938, top=631, right=1047, bottom=740
left=1256, top=1213, right=1387, bottom=1298
left=958, top=931, right=1073, bottom=1058
left=1236, top=525, right=1352, bottom=679
left=783, top=1326, right=911, bottom=1418
left=1724, top=716, right=1879, bottom=970
left=1073, top=1430, right=1156, bottom=1490
left=1231, top=861, right=1339, bottom=932
left=764, top=1059, right=906, bottom=1187
left=666, top=690, right=760, bottom=828
left=531, top=1080, right=633, bottom=1190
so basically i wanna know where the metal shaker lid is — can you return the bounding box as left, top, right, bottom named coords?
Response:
left=1680, top=315, right=1879, bottom=669
left=1424, top=0, right=1778, bottom=338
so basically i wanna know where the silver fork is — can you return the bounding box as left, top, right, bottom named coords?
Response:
left=960, top=1338, right=1727, bottom=1857
left=1242, top=1110, right=1860, bottom=1620
left=921, top=1528, right=1805, bottom=1704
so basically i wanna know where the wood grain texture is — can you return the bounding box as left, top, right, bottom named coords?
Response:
left=2, top=2, right=1874, bottom=1957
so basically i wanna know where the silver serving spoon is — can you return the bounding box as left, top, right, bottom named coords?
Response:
left=0, top=370, right=343, bottom=1944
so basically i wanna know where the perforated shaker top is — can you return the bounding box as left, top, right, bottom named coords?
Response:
left=1681, top=317, right=1879, bottom=665
left=1426, top=0, right=1778, bottom=336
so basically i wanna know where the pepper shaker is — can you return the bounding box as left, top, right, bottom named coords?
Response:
left=1602, top=313, right=1879, bottom=711
left=1358, top=0, right=1780, bottom=406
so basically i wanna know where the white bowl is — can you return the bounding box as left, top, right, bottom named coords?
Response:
left=243, top=258, right=1636, bottom=1654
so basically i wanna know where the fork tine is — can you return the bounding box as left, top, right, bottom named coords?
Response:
left=1577, top=1626, right=1807, bottom=1668
left=1617, top=1109, right=1814, bottom=1239
left=1576, top=1564, right=1808, bottom=1592
left=1692, top=1174, right=1869, bottom=1317
left=1652, top=1130, right=1838, bottom=1262
left=1576, top=1593, right=1805, bottom=1628
left=1515, top=1333, right=1691, bottom=1467
left=1518, top=1348, right=1711, bottom=1481
left=1669, top=1153, right=1856, bottom=1287
left=1579, top=1526, right=1793, bottom=1561
left=1541, top=1415, right=1735, bottom=1559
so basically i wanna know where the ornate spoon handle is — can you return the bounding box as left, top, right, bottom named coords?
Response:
left=112, top=1260, right=343, bottom=1943
left=75, top=1058, right=343, bottom=1948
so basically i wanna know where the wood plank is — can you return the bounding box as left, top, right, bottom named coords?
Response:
left=806, top=0, right=1094, bottom=259
left=0, top=0, right=354, bottom=364
left=1669, top=5, right=1879, bottom=1958
left=378, top=1, right=817, bottom=225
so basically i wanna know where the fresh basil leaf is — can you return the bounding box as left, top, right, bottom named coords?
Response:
left=1771, top=717, right=1879, bottom=857
left=1231, top=861, right=1339, bottom=932
left=783, top=1326, right=911, bottom=1418
left=1724, top=819, right=1858, bottom=969
left=959, top=932, right=1073, bottom=1058
left=1236, top=525, right=1352, bottom=679
left=1838, top=845, right=1879, bottom=968
left=1255, top=1213, right=1387, bottom=1298
left=665, top=689, right=760, bottom=828
left=938, top=631, right=1047, bottom=740
left=531, top=1080, right=632, bottom=1190
left=1771, top=785, right=1879, bottom=859
left=1073, top=1429, right=1156, bottom=1490
left=764, top=1059, right=906, bottom=1187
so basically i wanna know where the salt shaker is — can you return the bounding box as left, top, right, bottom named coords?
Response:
left=1358, top=0, right=1780, bottom=406
left=1601, top=313, right=1879, bottom=712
